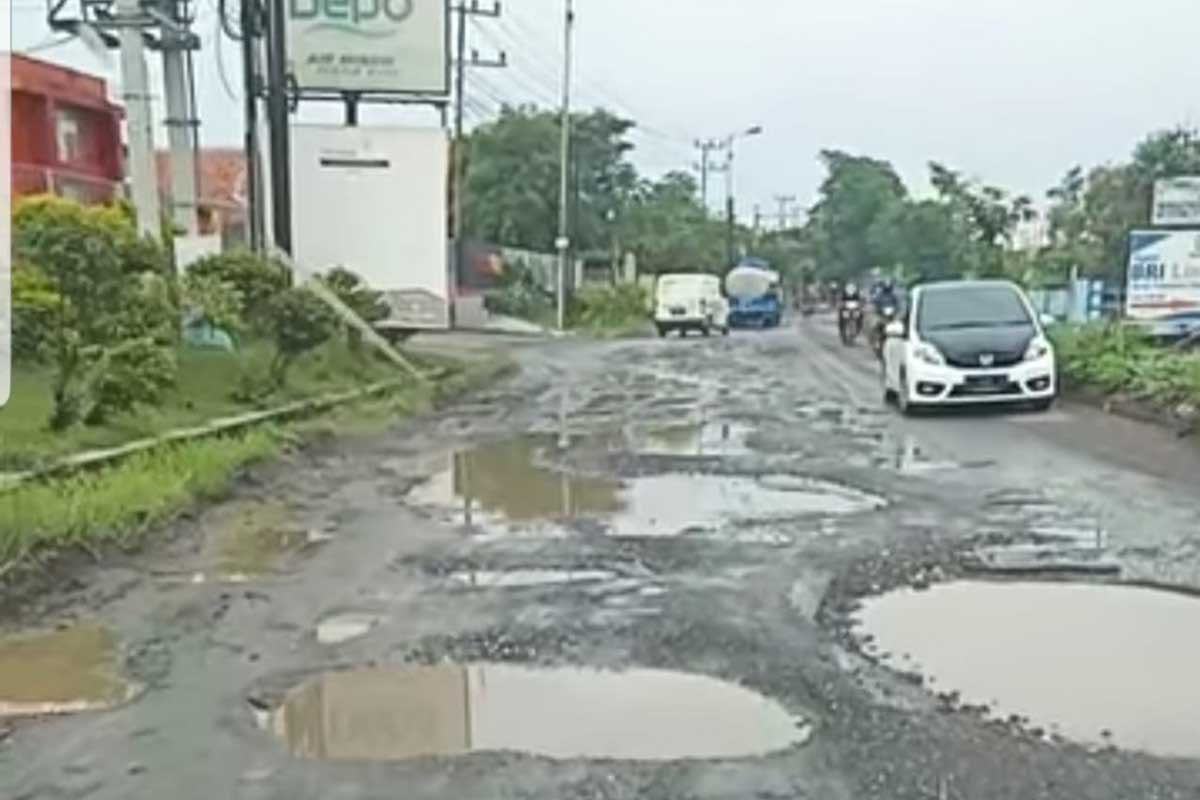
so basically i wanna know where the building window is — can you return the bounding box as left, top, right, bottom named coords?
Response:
left=55, top=109, right=83, bottom=164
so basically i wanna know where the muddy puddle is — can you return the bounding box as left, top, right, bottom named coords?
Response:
left=0, top=625, right=135, bottom=716
left=853, top=581, right=1200, bottom=759
left=271, top=664, right=808, bottom=762
left=407, top=436, right=884, bottom=538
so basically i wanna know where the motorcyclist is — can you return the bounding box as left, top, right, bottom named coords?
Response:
left=871, top=279, right=899, bottom=316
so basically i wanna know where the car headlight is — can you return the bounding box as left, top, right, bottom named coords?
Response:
left=914, top=343, right=945, bottom=366
left=1024, top=338, right=1051, bottom=362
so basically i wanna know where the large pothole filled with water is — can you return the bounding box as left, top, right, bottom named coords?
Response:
left=0, top=625, right=136, bottom=717
left=852, top=581, right=1200, bottom=759
left=269, top=664, right=810, bottom=762
left=406, top=436, right=884, bottom=538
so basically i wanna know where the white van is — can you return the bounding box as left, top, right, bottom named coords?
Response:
left=654, top=273, right=730, bottom=337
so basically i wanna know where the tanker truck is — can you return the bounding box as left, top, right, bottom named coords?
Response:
left=725, top=258, right=783, bottom=329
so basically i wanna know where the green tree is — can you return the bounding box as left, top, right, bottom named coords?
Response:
left=12, top=195, right=178, bottom=429
left=266, top=287, right=338, bottom=386
left=619, top=171, right=726, bottom=275
left=187, top=250, right=290, bottom=335
left=463, top=106, right=638, bottom=254
left=806, top=151, right=907, bottom=280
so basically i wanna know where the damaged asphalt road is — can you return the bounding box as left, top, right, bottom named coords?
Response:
left=2, top=322, right=1199, bottom=799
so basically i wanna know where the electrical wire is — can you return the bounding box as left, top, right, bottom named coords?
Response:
left=213, top=11, right=240, bottom=101
left=22, top=35, right=74, bottom=54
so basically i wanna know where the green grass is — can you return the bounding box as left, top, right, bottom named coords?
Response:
left=0, top=430, right=280, bottom=569
left=0, top=345, right=514, bottom=575
left=1051, top=324, right=1200, bottom=407
left=0, top=339, right=402, bottom=471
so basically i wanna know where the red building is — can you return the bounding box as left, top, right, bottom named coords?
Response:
left=9, top=53, right=124, bottom=205
left=155, top=148, right=249, bottom=244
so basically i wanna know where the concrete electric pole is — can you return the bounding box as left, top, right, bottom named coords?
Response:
left=161, top=0, right=199, bottom=235
left=115, top=0, right=162, bottom=239
left=452, top=1, right=505, bottom=304
left=555, top=0, right=575, bottom=331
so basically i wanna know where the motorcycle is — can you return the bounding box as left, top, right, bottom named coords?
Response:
left=869, top=305, right=898, bottom=360
left=838, top=300, right=864, bottom=346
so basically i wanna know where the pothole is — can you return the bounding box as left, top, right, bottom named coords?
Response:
left=0, top=625, right=137, bottom=717
left=407, top=437, right=885, bottom=539
left=316, top=614, right=380, bottom=646
left=852, top=581, right=1200, bottom=759
left=449, top=569, right=617, bottom=589
left=269, top=664, right=810, bottom=762
left=630, top=422, right=752, bottom=457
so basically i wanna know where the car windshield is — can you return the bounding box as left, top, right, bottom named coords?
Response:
left=918, top=286, right=1031, bottom=333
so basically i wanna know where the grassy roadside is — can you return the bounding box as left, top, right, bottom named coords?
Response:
left=1051, top=324, right=1200, bottom=425
left=0, top=340, right=399, bottom=472
left=0, top=349, right=514, bottom=576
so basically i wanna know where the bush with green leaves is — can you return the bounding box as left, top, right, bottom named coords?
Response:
left=322, top=266, right=390, bottom=351
left=266, top=286, right=339, bottom=386
left=10, top=260, right=59, bottom=363
left=485, top=260, right=554, bottom=321
left=570, top=283, right=649, bottom=332
left=12, top=195, right=178, bottom=429
left=187, top=250, right=289, bottom=336
left=1051, top=324, right=1200, bottom=407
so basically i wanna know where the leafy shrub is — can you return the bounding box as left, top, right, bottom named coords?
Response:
left=187, top=250, right=289, bottom=336
left=10, top=260, right=59, bottom=363
left=570, top=284, right=649, bottom=331
left=182, top=271, right=244, bottom=342
left=267, top=287, right=339, bottom=386
left=485, top=261, right=554, bottom=321
left=1052, top=324, right=1200, bottom=406
left=12, top=195, right=178, bottom=429
left=322, top=266, right=390, bottom=351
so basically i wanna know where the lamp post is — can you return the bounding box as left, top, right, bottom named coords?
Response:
left=722, top=125, right=763, bottom=266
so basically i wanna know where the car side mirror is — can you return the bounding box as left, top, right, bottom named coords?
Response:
left=1039, top=313, right=1056, bottom=328
left=885, top=320, right=906, bottom=338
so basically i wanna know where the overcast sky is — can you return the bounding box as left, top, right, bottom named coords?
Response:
left=11, top=0, right=1200, bottom=221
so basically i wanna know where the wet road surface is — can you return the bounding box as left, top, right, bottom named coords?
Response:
left=2, top=320, right=1199, bottom=799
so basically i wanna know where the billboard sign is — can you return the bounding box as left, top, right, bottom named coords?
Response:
left=291, top=124, right=450, bottom=330
left=1126, top=230, right=1200, bottom=331
left=287, top=0, right=449, bottom=94
left=1152, top=177, right=1200, bottom=227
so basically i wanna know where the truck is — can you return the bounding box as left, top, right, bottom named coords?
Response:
left=725, top=258, right=783, bottom=329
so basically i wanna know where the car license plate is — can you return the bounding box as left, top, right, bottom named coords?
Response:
left=965, top=374, right=1008, bottom=390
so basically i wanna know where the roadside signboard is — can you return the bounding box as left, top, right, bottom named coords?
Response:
left=291, top=124, right=450, bottom=331
left=1152, top=177, right=1200, bottom=227
left=287, top=0, right=449, bottom=95
left=1126, top=229, right=1200, bottom=332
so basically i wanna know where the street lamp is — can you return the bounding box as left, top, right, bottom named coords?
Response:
left=723, top=125, right=763, bottom=267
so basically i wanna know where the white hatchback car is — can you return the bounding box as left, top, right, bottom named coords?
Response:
left=882, top=280, right=1057, bottom=413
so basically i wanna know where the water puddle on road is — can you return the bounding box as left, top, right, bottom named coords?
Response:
left=407, top=436, right=884, bottom=538
left=316, top=614, right=380, bottom=646
left=271, top=664, right=809, bottom=762
left=853, top=581, right=1200, bottom=759
left=0, top=625, right=135, bottom=717
left=631, top=422, right=752, bottom=457
left=213, top=503, right=312, bottom=576
left=449, top=569, right=617, bottom=589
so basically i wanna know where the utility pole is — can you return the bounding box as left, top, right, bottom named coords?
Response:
left=265, top=0, right=292, bottom=254
left=694, top=138, right=727, bottom=214
left=556, top=0, right=575, bottom=331
left=774, top=194, right=797, bottom=231
left=725, top=144, right=736, bottom=266
left=161, top=0, right=198, bottom=236
left=451, top=1, right=505, bottom=302
left=240, top=0, right=264, bottom=253
left=116, top=0, right=161, bottom=239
